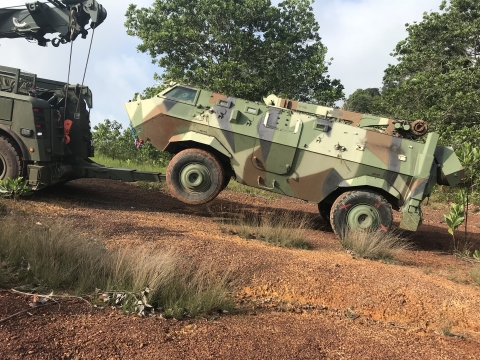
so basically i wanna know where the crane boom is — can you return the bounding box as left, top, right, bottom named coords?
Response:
left=0, top=0, right=107, bottom=47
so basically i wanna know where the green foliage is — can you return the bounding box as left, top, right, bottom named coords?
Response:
left=382, top=0, right=480, bottom=131
left=0, top=177, right=32, bottom=201
left=125, top=0, right=344, bottom=105
left=440, top=127, right=480, bottom=188
left=443, top=202, right=465, bottom=251
left=473, top=249, right=480, bottom=260
left=92, top=119, right=172, bottom=167
left=343, top=88, right=386, bottom=115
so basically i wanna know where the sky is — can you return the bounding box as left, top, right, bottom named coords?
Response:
left=0, top=0, right=442, bottom=128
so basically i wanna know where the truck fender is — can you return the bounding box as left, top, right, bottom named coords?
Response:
left=337, top=175, right=401, bottom=199
left=0, top=124, right=31, bottom=161
left=166, top=132, right=233, bottom=159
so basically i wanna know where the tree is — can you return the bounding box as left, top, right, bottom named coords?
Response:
left=92, top=119, right=122, bottom=160
left=343, top=88, right=385, bottom=114
left=92, top=120, right=172, bottom=166
left=125, top=0, right=344, bottom=105
left=382, top=0, right=480, bottom=131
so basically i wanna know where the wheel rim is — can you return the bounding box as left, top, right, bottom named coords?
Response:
left=179, top=163, right=212, bottom=193
left=346, top=204, right=380, bottom=231
left=0, top=154, right=6, bottom=180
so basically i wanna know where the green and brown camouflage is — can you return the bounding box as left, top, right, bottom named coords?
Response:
left=125, top=84, right=463, bottom=232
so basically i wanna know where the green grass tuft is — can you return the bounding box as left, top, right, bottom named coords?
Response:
left=340, top=229, right=411, bottom=261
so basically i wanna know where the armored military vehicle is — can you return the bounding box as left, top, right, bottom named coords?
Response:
left=125, top=84, right=463, bottom=236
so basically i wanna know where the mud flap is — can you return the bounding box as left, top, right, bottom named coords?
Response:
left=399, top=200, right=422, bottom=231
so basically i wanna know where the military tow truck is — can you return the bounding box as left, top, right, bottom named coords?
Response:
left=0, top=1, right=163, bottom=190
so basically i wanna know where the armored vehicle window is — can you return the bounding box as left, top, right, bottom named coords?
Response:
left=164, top=87, right=198, bottom=104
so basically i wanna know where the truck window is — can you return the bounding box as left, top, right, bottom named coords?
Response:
left=164, top=87, right=198, bottom=104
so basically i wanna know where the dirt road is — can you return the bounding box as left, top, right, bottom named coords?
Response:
left=1, top=179, right=479, bottom=359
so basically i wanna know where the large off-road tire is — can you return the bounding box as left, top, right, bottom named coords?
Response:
left=0, top=135, right=22, bottom=181
left=166, top=148, right=225, bottom=205
left=330, top=191, right=393, bottom=239
left=318, top=202, right=332, bottom=224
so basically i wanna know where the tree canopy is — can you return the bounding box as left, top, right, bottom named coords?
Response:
left=382, top=0, right=480, bottom=131
left=342, top=88, right=384, bottom=114
left=125, top=0, right=343, bottom=105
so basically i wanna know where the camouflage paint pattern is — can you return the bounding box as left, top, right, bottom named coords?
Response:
left=125, top=84, right=464, bottom=231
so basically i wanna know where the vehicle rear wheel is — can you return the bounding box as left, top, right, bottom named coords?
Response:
left=0, top=135, right=22, bottom=181
left=330, top=191, right=393, bottom=239
left=166, top=148, right=225, bottom=205
left=318, top=202, right=332, bottom=224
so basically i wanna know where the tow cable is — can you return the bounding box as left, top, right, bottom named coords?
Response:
left=63, top=8, right=96, bottom=145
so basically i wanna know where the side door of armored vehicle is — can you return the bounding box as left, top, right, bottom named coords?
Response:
left=251, top=107, right=303, bottom=175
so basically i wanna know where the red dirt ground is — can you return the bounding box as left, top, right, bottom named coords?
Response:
left=1, top=178, right=479, bottom=359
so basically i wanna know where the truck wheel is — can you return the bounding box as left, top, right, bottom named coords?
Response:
left=330, top=191, right=392, bottom=238
left=166, top=148, right=225, bottom=205
left=318, top=202, right=332, bottom=224
left=0, top=135, right=22, bottom=181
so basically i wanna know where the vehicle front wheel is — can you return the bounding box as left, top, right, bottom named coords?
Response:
left=166, top=148, right=225, bottom=205
left=0, top=135, right=22, bottom=181
left=330, top=191, right=393, bottom=239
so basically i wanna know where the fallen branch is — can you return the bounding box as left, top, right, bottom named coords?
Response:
left=10, top=289, right=92, bottom=307
left=0, top=303, right=53, bottom=323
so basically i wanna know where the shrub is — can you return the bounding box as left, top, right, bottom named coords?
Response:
left=92, top=119, right=172, bottom=167
left=340, top=229, right=410, bottom=261
left=0, top=177, right=32, bottom=201
left=0, top=215, right=233, bottom=318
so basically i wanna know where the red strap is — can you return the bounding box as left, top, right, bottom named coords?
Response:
left=64, top=119, right=73, bottom=145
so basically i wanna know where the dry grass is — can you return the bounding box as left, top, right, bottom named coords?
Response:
left=226, top=181, right=281, bottom=200
left=0, top=214, right=233, bottom=318
left=439, top=319, right=454, bottom=337
left=471, top=265, right=480, bottom=285
left=340, top=229, right=411, bottom=261
left=214, top=208, right=311, bottom=249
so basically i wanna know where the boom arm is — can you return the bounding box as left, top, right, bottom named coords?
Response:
left=0, top=0, right=106, bottom=47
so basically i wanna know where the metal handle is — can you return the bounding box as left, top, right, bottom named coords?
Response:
left=257, top=176, right=277, bottom=190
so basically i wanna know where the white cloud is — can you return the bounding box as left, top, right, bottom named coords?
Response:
left=1, top=0, right=443, bottom=126
left=313, top=0, right=441, bottom=98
